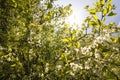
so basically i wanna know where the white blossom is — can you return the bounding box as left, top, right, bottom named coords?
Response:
left=7, top=57, right=11, bottom=61
left=45, top=63, right=49, bottom=72
left=113, top=47, right=119, bottom=52
left=0, top=46, right=4, bottom=50
left=94, top=53, right=100, bottom=59
left=70, top=72, right=75, bottom=76
left=81, top=47, right=87, bottom=55
left=85, top=61, right=90, bottom=69
left=45, top=67, right=49, bottom=72
left=56, top=65, right=62, bottom=70
left=74, top=48, right=79, bottom=53
left=78, top=64, right=83, bottom=69
left=89, top=52, right=93, bottom=56
left=65, top=49, right=71, bottom=55
left=70, top=63, right=83, bottom=71
left=41, top=73, right=44, bottom=77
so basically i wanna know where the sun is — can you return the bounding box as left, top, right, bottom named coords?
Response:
left=66, top=10, right=81, bottom=28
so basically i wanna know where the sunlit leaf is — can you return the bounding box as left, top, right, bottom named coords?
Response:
left=62, top=38, right=69, bottom=42
left=103, top=8, right=107, bottom=16
left=89, top=20, right=97, bottom=26
left=67, top=43, right=72, bottom=47
left=89, top=9, right=96, bottom=14
left=77, top=42, right=80, bottom=47
left=11, top=64, right=16, bottom=67
left=100, top=0, right=104, bottom=5
left=92, top=14, right=98, bottom=21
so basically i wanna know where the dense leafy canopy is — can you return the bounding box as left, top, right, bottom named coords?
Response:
left=0, top=0, right=120, bottom=79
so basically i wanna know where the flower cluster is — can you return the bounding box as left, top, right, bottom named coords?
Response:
left=56, top=65, right=62, bottom=71
left=70, top=62, right=83, bottom=71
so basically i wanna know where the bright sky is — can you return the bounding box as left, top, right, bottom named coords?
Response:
left=55, top=0, right=120, bottom=26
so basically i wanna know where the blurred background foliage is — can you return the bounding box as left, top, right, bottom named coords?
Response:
left=0, top=0, right=120, bottom=80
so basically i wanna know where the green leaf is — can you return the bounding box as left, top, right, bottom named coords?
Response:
left=12, top=0, right=17, bottom=8
left=61, top=53, right=67, bottom=62
left=84, top=5, right=89, bottom=9
left=77, top=42, right=80, bottom=47
left=89, top=9, right=96, bottom=14
left=100, top=0, right=105, bottom=5
left=62, top=38, right=69, bottom=42
left=92, top=14, right=98, bottom=21
left=98, top=19, right=102, bottom=26
left=108, top=4, right=113, bottom=11
left=108, top=11, right=116, bottom=16
left=106, top=79, right=115, bottom=80
left=11, top=64, right=16, bottom=67
left=109, top=0, right=113, bottom=3
left=67, top=43, right=72, bottom=47
left=89, top=20, right=97, bottom=26
left=103, top=8, right=107, bottom=16
left=64, top=24, right=69, bottom=28
left=47, top=3, right=53, bottom=9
